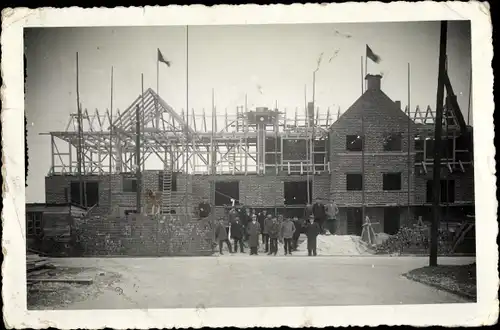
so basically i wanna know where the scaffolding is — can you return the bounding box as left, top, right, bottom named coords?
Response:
left=43, top=86, right=473, bottom=178
left=42, top=89, right=339, bottom=177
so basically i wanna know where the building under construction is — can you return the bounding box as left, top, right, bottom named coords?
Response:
left=37, top=73, right=474, bottom=254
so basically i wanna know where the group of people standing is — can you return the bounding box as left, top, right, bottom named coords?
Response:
left=207, top=198, right=339, bottom=257
left=304, top=198, right=340, bottom=235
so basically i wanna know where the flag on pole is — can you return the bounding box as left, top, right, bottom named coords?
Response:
left=157, top=48, right=171, bottom=67
left=366, top=45, right=381, bottom=63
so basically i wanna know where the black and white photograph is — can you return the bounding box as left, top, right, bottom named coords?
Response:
left=2, top=3, right=497, bottom=329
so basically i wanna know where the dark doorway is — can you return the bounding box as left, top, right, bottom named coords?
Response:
left=284, top=181, right=312, bottom=205
left=384, top=207, right=401, bottom=235
left=70, top=181, right=99, bottom=207
left=215, top=181, right=240, bottom=206
left=346, top=208, right=362, bottom=236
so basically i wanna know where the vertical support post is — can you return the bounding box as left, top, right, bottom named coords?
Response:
left=76, top=52, right=84, bottom=207
left=68, top=141, right=72, bottom=174
left=185, top=25, right=190, bottom=215
left=141, top=73, right=145, bottom=172
left=50, top=135, right=55, bottom=174
left=430, top=21, right=448, bottom=267
left=109, top=66, right=114, bottom=210
left=361, top=108, right=366, bottom=229
left=136, top=104, right=142, bottom=214
left=407, top=62, right=412, bottom=225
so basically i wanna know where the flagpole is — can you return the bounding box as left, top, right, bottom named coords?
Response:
left=185, top=25, right=189, bottom=214
left=108, top=66, right=114, bottom=209
left=361, top=56, right=364, bottom=95
left=304, top=84, right=310, bottom=204
left=156, top=49, right=160, bottom=128
left=364, top=50, right=368, bottom=92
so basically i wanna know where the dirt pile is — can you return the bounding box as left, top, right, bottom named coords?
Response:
left=295, top=234, right=376, bottom=256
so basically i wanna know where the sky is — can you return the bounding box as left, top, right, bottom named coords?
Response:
left=24, top=21, right=472, bottom=203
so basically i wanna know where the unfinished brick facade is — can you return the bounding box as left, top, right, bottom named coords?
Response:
left=42, top=74, right=474, bottom=254
left=328, top=75, right=474, bottom=235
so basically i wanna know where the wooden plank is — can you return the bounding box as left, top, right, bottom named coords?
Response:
left=27, top=278, right=94, bottom=285
left=27, top=260, right=53, bottom=271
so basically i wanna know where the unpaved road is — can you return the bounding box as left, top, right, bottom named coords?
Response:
left=28, top=256, right=474, bottom=310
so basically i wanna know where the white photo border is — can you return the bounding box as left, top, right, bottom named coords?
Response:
left=1, top=2, right=497, bottom=328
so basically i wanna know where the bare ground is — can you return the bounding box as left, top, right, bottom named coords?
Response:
left=27, top=266, right=122, bottom=309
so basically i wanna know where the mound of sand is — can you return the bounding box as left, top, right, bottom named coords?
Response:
left=295, top=234, right=376, bottom=256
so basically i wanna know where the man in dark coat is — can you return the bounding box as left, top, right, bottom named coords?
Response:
left=262, top=214, right=273, bottom=253
left=247, top=214, right=261, bottom=255
left=228, top=207, right=238, bottom=224
left=292, top=216, right=303, bottom=251
left=198, top=197, right=211, bottom=219
left=268, top=217, right=280, bottom=256
left=214, top=218, right=232, bottom=255
left=305, top=215, right=321, bottom=256
left=257, top=209, right=268, bottom=243
left=280, top=217, right=296, bottom=256
left=312, top=198, right=327, bottom=234
left=231, top=217, right=245, bottom=253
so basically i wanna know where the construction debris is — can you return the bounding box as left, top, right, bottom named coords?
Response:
left=27, top=251, right=55, bottom=273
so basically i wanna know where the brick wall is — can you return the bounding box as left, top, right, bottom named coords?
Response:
left=74, top=214, right=212, bottom=256
left=413, top=167, right=475, bottom=204
left=45, top=172, right=212, bottom=256
left=328, top=84, right=474, bottom=208
left=189, top=173, right=330, bottom=207
left=329, top=91, right=418, bottom=207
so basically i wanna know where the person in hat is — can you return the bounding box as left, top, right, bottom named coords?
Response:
left=198, top=197, right=211, bottom=219
left=280, top=217, right=296, bottom=256
left=257, top=209, right=268, bottom=244
left=312, top=198, right=327, bottom=234
left=231, top=217, right=245, bottom=253
left=262, top=213, right=273, bottom=253
left=268, top=217, right=281, bottom=256
left=305, top=214, right=321, bottom=256
left=325, top=198, right=339, bottom=235
left=214, top=218, right=232, bottom=255
left=303, top=203, right=313, bottom=220
left=247, top=214, right=261, bottom=255
left=291, top=216, right=303, bottom=251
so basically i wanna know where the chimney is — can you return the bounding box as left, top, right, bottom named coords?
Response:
left=395, top=100, right=401, bottom=110
left=365, top=74, right=382, bottom=91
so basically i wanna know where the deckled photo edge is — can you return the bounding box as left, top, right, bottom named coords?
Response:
left=1, top=2, right=497, bottom=329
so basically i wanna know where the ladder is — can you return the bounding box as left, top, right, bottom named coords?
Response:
left=161, top=153, right=173, bottom=215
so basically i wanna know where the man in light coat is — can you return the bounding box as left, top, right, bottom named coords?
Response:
left=214, top=218, right=232, bottom=255
left=280, top=217, right=296, bottom=256
left=325, top=198, right=339, bottom=235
